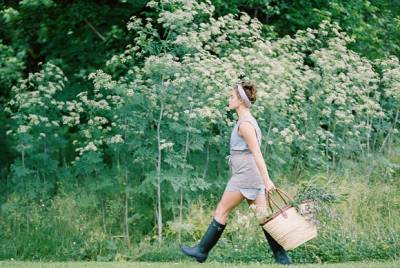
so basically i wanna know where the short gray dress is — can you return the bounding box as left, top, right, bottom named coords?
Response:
left=224, top=115, right=266, bottom=200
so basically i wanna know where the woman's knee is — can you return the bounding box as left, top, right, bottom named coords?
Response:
left=214, top=204, right=231, bottom=219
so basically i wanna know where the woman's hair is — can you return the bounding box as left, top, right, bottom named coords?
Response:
left=236, top=81, right=257, bottom=105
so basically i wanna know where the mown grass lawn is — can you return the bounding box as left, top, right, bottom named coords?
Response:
left=0, top=260, right=399, bottom=268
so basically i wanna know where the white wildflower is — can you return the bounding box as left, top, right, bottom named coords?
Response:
left=97, top=100, right=110, bottom=110
left=28, top=114, right=40, bottom=125
left=110, top=134, right=124, bottom=144
left=17, top=125, right=30, bottom=134
left=146, top=0, right=157, bottom=8
left=127, top=88, right=134, bottom=97
left=81, top=142, right=97, bottom=154
left=94, top=116, right=108, bottom=125
left=160, top=141, right=174, bottom=150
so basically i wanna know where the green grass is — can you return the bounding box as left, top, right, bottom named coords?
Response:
left=1, top=148, right=399, bottom=264
left=0, top=260, right=399, bottom=268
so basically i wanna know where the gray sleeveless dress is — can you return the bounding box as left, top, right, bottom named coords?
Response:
left=224, top=115, right=266, bottom=200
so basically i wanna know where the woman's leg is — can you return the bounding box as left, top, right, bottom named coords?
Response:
left=247, top=192, right=292, bottom=265
left=213, top=190, right=245, bottom=225
left=179, top=190, right=244, bottom=262
left=245, top=190, right=267, bottom=207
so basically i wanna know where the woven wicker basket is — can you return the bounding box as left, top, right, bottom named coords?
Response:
left=259, top=188, right=318, bottom=250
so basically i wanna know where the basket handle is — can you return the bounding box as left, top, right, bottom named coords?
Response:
left=266, top=190, right=287, bottom=214
left=275, top=188, right=294, bottom=203
left=266, top=188, right=294, bottom=212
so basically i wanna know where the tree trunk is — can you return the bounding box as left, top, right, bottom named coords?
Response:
left=202, top=143, right=210, bottom=179
left=21, top=148, right=25, bottom=189
left=43, top=139, right=47, bottom=184
left=263, top=119, right=273, bottom=157
left=102, top=199, right=107, bottom=234
left=179, top=188, right=183, bottom=243
left=366, top=115, right=371, bottom=155
left=124, top=167, right=131, bottom=247
left=379, top=108, right=399, bottom=154
left=156, top=101, right=164, bottom=244
left=179, top=121, right=191, bottom=243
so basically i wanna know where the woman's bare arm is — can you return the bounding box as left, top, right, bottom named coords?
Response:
left=238, top=122, right=275, bottom=190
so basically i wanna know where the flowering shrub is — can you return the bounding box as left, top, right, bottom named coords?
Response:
left=5, top=62, right=67, bottom=191
left=0, top=41, right=25, bottom=94
left=3, top=0, right=400, bottom=244
left=106, top=0, right=400, bottom=175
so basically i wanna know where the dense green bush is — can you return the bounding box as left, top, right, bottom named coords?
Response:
left=0, top=0, right=399, bottom=263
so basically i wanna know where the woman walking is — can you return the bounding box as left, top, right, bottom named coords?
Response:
left=179, top=81, right=292, bottom=265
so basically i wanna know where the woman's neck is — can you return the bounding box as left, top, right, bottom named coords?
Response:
left=236, top=106, right=252, bottom=120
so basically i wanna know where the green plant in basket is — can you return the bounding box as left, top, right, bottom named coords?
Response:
left=249, top=175, right=348, bottom=227
left=289, top=175, right=349, bottom=225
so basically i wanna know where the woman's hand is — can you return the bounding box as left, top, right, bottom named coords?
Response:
left=264, top=179, right=276, bottom=193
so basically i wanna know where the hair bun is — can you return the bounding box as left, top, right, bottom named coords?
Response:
left=241, top=81, right=257, bottom=104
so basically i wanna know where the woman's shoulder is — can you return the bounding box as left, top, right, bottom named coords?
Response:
left=237, top=116, right=258, bottom=132
left=238, top=115, right=258, bottom=125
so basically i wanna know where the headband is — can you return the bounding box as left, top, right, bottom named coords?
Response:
left=236, top=83, right=252, bottom=108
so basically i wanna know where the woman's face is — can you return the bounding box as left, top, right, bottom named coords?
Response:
left=228, top=87, right=243, bottom=110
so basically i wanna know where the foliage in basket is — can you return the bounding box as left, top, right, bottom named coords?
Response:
left=249, top=176, right=348, bottom=226
left=289, top=175, right=349, bottom=225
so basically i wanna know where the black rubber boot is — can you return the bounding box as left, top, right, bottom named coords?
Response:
left=262, top=228, right=292, bottom=265
left=179, top=217, right=226, bottom=263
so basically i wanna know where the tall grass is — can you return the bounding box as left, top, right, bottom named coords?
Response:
left=1, top=147, right=399, bottom=263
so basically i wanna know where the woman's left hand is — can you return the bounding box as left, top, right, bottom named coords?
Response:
left=265, top=179, right=276, bottom=193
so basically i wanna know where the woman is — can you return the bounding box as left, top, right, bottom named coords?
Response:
left=179, top=81, right=292, bottom=264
